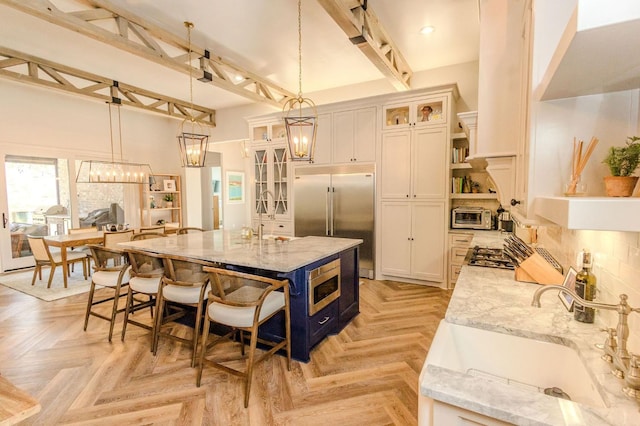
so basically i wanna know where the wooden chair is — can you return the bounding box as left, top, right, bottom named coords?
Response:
left=121, top=249, right=166, bottom=347
left=132, top=232, right=167, bottom=241
left=176, top=227, right=204, bottom=235
left=103, top=229, right=135, bottom=248
left=83, top=244, right=131, bottom=342
left=153, top=255, right=216, bottom=367
left=68, top=226, right=98, bottom=273
left=103, top=230, right=134, bottom=266
left=68, top=226, right=98, bottom=234
left=140, top=225, right=166, bottom=234
left=197, top=267, right=291, bottom=407
left=27, top=236, right=88, bottom=288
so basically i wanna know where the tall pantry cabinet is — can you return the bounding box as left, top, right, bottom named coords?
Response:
left=379, top=88, right=457, bottom=286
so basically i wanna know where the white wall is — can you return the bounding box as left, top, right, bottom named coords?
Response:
left=0, top=81, right=183, bottom=231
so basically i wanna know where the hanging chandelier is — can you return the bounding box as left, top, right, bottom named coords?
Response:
left=283, top=0, right=318, bottom=162
left=177, top=21, right=210, bottom=168
left=76, top=98, right=153, bottom=184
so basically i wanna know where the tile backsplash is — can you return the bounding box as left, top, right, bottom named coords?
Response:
left=537, top=226, right=640, bottom=353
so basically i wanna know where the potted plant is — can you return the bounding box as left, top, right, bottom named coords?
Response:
left=163, top=193, right=174, bottom=207
left=602, top=136, right=640, bottom=196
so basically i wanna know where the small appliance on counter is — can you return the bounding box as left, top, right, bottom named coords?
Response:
left=451, top=207, right=492, bottom=230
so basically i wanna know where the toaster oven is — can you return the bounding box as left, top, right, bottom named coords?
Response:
left=451, top=207, right=492, bottom=230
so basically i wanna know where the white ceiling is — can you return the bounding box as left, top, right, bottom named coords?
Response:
left=0, top=0, right=480, bottom=111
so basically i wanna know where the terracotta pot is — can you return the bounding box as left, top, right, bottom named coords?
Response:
left=603, top=176, right=639, bottom=197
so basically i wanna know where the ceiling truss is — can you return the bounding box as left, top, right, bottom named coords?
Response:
left=317, top=0, right=413, bottom=91
left=0, top=0, right=296, bottom=108
left=0, top=46, right=216, bottom=125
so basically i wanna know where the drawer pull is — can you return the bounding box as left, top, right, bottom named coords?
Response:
left=318, top=316, right=330, bottom=325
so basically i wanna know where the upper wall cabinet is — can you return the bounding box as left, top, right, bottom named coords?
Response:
left=309, top=112, right=332, bottom=165
left=534, top=1, right=640, bottom=101
left=250, top=119, right=286, bottom=143
left=332, top=107, right=376, bottom=164
left=382, top=96, right=448, bottom=130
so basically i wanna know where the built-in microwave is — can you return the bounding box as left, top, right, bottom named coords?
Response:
left=451, top=207, right=492, bottom=230
left=308, top=258, right=341, bottom=316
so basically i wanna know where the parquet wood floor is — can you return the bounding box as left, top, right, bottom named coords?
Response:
left=0, top=279, right=451, bottom=425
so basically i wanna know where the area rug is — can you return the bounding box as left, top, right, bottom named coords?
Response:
left=0, top=268, right=93, bottom=302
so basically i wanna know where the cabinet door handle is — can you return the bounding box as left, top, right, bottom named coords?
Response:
left=318, top=316, right=330, bottom=325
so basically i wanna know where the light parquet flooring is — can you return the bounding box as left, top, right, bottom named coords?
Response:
left=0, top=279, right=451, bottom=425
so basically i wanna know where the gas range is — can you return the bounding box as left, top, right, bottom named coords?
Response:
left=465, top=246, right=515, bottom=270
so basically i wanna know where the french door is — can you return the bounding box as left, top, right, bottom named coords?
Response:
left=0, top=155, right=71, bottom=271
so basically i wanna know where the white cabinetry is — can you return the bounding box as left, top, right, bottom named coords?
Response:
left=310, top=113, right=332, bottom=165
left=448, top=232, right=473, bottom=285
left=378, top=89, right=456, bottom=286
left=249, top=119, right=286, bottom=142
left=332, top=107, right=376, bottom=163
left=382, top=96, right=447, bottom=130
left=381, top=126, right=447, bottom=200
left=380, top=201, right=446, bottom=282
left=251, top=143, right=290, bottom=220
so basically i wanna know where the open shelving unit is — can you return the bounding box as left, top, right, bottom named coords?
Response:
left=139, top=173, right=182, bottom=231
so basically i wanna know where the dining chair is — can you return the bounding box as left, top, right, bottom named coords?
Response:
left=83, top=244, right=131, bottom=342
left=140, top=225, right=166, bottom=234
left=153, top=255, right=216, bottom=367
left=103, top=229, right=134, bottom=265
left=176, top=227, right=204, bottom=235
left=103, top=229, right=135, bottom=247
left=121, top=248, right=166, bottom=347
left=68, top=226, right=98, bottom=273
left=132, top=232, right=167, bottom=241
left=197, top=267, right=291, bottom=407
left=27, top=236, right=88, bottom=288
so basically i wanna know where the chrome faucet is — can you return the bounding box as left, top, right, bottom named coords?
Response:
left=531, top=285, right=640, bottom=399
left=257, top=189, right=275, bottom=240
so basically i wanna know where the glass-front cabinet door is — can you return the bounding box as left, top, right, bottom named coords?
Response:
left=252, top=144, right=289, bottom=218
left=382, top=96, right=447, bottom=130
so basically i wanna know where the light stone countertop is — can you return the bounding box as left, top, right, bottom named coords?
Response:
left=421, top=232, right=640, bottom=425
left=119, top=230, right=362, bottom=273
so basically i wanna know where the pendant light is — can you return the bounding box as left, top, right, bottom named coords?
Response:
left=177, top=21, right=210, bottom=168
left=283, top=0, right=318, bottom=162
left=76, top=98, right=153, bottom=184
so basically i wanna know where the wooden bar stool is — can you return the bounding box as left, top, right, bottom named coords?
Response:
left=197, top=267, right=291, bottom=407
left=83, top=244, right=131, bottom=342
left=153, top=255, right=216, bottom=367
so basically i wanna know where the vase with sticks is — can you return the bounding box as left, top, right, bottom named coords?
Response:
left=564, top=136, right=599, bottom=196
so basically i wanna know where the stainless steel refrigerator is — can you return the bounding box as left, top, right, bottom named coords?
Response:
left=294, top=165, right=375, bottom=278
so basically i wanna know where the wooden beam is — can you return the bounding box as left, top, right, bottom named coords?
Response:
left=0, top=0, right=296, bottom=108
left=317, top=0, right=412, bottom=91
left=0, top=46, right=216, bottom=126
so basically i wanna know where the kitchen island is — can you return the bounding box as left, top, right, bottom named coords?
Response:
left=120, top=230, right=362, bottom=362
left=420, top=233, right=639, bottom=425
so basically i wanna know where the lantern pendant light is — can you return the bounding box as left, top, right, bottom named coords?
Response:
left=283, top=0, right=318, bottom=162
left=177, top=21, right=210, bottom=168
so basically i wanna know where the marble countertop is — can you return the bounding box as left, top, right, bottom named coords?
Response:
left=421, top=232, right=640, bottom=425
left=119, top=230, right=362, bottom=273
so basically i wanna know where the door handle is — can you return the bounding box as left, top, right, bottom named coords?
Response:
left=326, top=187, right=330, bottom=236
left=2, top=213, right=7, bottom=229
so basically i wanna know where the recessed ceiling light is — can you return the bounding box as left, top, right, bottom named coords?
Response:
left=420, top=26, right=435, bottom=35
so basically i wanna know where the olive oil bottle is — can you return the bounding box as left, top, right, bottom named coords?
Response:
left=574, top=250, right=596, bottom=323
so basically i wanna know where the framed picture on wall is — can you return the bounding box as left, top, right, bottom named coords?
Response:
left=163, top=179, right=176, bottom=191
left=226, top=171, right=245, bottom=204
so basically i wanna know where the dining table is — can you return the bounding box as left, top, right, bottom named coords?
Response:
left=44, top=231, right=104, bottom=288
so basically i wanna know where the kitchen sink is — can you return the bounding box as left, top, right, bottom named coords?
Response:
left=426, top=320, right=607, bottom=408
